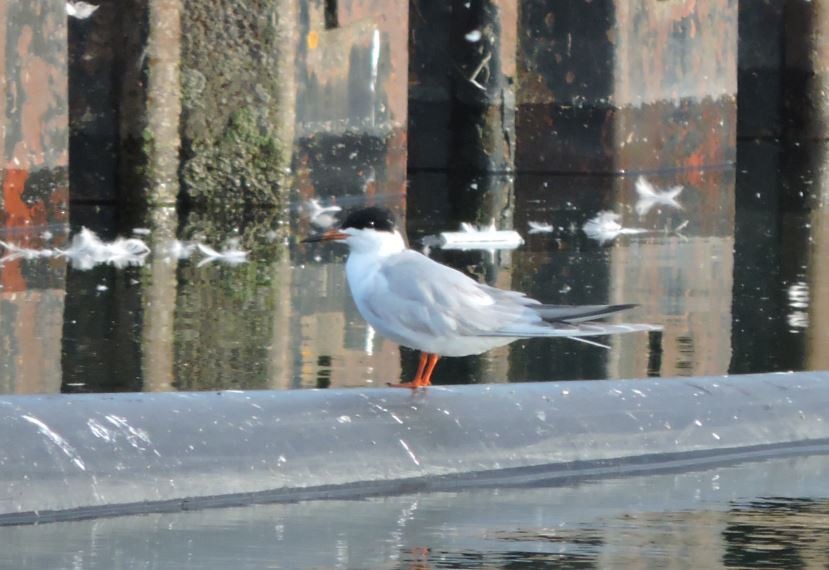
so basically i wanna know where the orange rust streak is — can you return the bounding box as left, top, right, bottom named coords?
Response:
left=0, top=259, right=26, bottom=293
left=686, top=152, right=704, bottom=185
left=3, top=169, right=31, bottom=228
left=1, top=170, right=32, bottom=292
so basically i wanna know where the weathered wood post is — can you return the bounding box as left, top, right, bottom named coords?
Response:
left=0, top=1, right=68, bottom=394
left=516, top=0, right=738, bottom=173
left=1, top=1, right=69, bottom=227
left=409, top=0, right=517, bottom=173
left=179, top=0, right=297, bottom=207
left=783, top=0, right=829, bottom=141
left=738, top=0, right=785, bottom=139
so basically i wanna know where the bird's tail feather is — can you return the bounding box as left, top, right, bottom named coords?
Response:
left=533, top=303, right=637, bottom=323
left=484, top=322, right=662, bottom=338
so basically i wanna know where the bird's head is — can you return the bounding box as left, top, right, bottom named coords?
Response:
left=302, top=206, right=405, bottom=255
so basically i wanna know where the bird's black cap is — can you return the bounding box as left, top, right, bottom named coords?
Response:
left=340, top=207, right=397, bottom=233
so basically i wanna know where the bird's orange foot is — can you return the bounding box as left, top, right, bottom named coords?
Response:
left=386, top=379, right=430, bottom=389
left=386, top=353, right=439, bottom=389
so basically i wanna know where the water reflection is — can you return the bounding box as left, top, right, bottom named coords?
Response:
left=0, top=143, right=827, bottom=393
left=2, top=453, right=829, bottom=568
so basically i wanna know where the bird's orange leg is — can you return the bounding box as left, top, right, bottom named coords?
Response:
left=388, top=352, right=429, bottom=389
left=413, top=353, right=440, bottom=387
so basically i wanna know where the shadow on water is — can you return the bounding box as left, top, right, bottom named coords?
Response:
left=0, top=141, right=828, bottom=393
left=2, top=453, right=829, bottom=568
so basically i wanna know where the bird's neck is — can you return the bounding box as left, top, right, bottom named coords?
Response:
left=345, top=231, right=405, bottom=286
left=348, top=230, right=406, bottom=258
left=377, top=230, right=407, bottom=256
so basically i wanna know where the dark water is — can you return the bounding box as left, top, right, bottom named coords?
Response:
left=0, top=142, right=827, bottom=394
left=2, top=453, right=829, bottom=568
left=2, top=143, right=828, bottom=567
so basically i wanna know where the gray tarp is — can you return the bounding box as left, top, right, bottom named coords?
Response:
left=1, top=371, right=828, bottom=524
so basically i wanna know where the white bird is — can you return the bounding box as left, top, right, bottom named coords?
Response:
left=304, top=207, right=660, bottom=388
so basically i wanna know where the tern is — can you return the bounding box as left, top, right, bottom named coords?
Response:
left=303, top=207, right=660, bottom=388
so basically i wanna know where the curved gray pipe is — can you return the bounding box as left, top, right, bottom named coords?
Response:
left=1, top=371, right=828, bottom=524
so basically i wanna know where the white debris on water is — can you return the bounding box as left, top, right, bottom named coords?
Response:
left=0, top=241, right=58, bottom=263
left=196, top=242, right=248, bottom=267
left=22, top=415, right=86, bottom=471
left=635, top=176, right=684, bottom=216
left=464, top=29, right=482, bottom=42
left=582, top=211, right=649, bottom=244
left=131, top=228, right=151, bottom=235
left=784, top=282, right=809, bottom=331
left=163, top=239, right=197, bottom=261
left=439, top=221, right=524, bottom=251
left=528, top=221, right=554, bottom=234
left=336, top=415, right=352, bottom=424
left=62, top=227, right=150, bottom=270
left=304, top=198, right=342, bottom=230
left=66, top=1, right=98, bottom=19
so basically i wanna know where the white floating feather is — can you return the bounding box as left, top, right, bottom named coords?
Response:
left=0, top=241, right=58, bottom=263
left=528, top=221, right=554, bottom=234
left=635, top=176, right=684, bottom=216
left=195, top=243, right=248, bottom=267
left=60, top=227, right=150, bottom=270
left=582, top=211, right=649, bottom=244
left=66, top=1, right=99, bottom=19
left=439, top=221, right=524, bottom=251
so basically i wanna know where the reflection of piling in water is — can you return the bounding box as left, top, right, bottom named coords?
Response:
left=810, top=211, right=829, bottom=367
left=783, top=1, right=829, bottom=141
left=145, top=0, right=181, bottom=205
left=65, top=0, right=413, bottom=210
left=0, top=228, right=67, bottom=394
left=1, top=2, right=69, bottom=228
left=140, top=207, right=179, bottom=392
left=515, top=1, right=737, bottom=173
left=409, top=0, right=516, bottom=173
left=171, top=210, right=289, bottom=391
left=609, top=170, right=736, bottom=379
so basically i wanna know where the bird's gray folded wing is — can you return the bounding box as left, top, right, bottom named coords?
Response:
left=374, top=250, right=661, bottom=339
left=373, top=250, right=539, bottom=337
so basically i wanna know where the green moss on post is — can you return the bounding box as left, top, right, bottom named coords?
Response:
left=179, top=0, right=296, bottom=208
left=182, top=107, right=289, bottom=206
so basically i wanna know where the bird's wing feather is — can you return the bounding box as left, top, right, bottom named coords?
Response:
left=530, top=304, right=637, bottom=322
left=367, top=250, right=661, bottom=339
left=368, top=250, right=536, bottom=337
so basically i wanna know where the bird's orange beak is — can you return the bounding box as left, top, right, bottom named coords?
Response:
left=302, top=229, right=349, bottom=243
